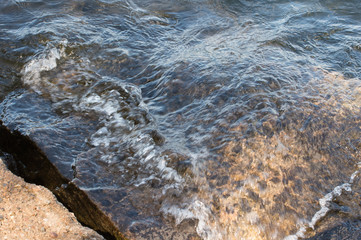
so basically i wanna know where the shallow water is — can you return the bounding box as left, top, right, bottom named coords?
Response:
left=1, top=0, right=361, bottom=239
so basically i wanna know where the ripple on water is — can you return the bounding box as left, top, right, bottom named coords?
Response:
left=0, top=0, right=361, bottom=239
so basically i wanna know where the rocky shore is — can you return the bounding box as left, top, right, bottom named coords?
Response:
left=0, top=158, right=104, bottom=240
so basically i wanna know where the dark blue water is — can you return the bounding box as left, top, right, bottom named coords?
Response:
left=1, top=0, right=361, bottom=239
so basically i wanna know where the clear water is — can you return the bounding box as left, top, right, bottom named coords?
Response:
left=1, top=0, right=361, bottom=239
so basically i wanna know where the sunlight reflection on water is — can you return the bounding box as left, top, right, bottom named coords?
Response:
left=1, top=0, right=361, bottom=239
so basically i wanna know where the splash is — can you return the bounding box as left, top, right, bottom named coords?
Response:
left=168, top=68, right=361, bottom=240
left=19, top=41, right=199, bottom=237
left=21, top=40, right=67, bottom=93
left=17, top=31, right=361, bottom=240
left=285, top=164, right=360, bottom=240
left=161, top=199, right=223, bottom=240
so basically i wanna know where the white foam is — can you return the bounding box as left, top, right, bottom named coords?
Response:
left=77, top=92, right=121, bottom=116
left=284, top=166, right=360, bottom=239
left=21, top=40, right=67, bottom=92
left=309, top=183, right=351, bottom=228
left=161, top=199, right=223, bottom=240
left=129, top=134, right=184, bottom=183
left=90, top=127, right=110, bottom=147
left=20, top=42, right=185, bottom=188
left=72, top=79, right=188, bottom=191
left=19, top=38, right=222, bottom=240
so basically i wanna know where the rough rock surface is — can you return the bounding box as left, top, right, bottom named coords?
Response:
left=306, top=220, right=361, bottom=240
left=0, top=158, right=104, bottom=240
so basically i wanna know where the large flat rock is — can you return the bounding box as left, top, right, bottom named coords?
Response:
left=0, top=157, right=104, bottom=240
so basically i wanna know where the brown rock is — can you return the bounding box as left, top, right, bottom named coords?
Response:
left=0, top=158, right=104, bottom=240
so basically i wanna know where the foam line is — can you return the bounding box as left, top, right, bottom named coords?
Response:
left=284, top=163, right=360, bottom=240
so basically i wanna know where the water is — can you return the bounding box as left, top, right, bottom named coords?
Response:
left=1, top=0, right=361, bottom=239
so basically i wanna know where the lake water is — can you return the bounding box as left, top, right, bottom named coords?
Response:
left=1, top=0, right=361, bottom=239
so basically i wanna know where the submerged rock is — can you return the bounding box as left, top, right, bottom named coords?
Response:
left=306, top=220, right=361, bottom=240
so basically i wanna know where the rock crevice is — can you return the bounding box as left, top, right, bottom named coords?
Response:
left=0, top=121, right=126, bottom=240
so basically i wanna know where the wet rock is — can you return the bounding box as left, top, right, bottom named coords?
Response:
left=306, top=220, right=361, bottom=240
left=146, top=129, right=165, bottom=146
left=0, top=121, right=201, bottom=240
left=201, top=69, right=361, bottom=239
left=0, top=122, right=126, bottom=240
left=176, top=160, right=193, bottom=176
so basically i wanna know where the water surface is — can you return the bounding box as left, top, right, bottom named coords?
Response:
left=1, top=0, right=361, bottom=239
